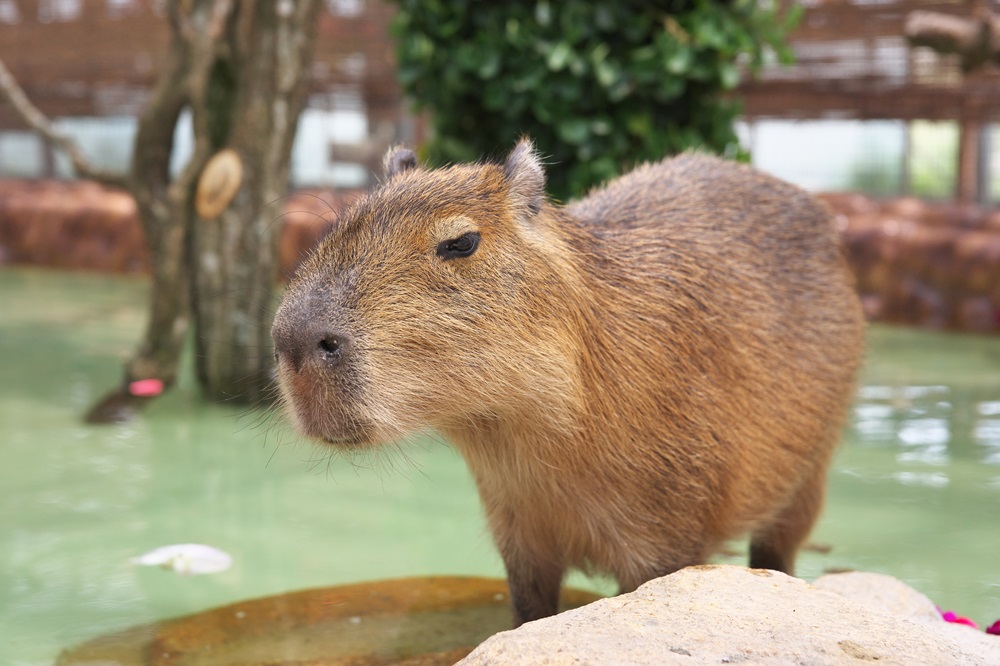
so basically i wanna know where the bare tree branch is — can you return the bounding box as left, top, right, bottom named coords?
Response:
left=905, top=10, right=1000, bottom=72
left=0, top=57, right=130, bottom=189
left=175, top=0, right=236, bottom=201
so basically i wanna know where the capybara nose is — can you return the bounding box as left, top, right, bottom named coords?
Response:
left=273, top=320, right=349, bottom=373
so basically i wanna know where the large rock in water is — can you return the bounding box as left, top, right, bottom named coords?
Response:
left=54, top=576, right=600, bottom=666
left=459, top=565, right=998, bottom=665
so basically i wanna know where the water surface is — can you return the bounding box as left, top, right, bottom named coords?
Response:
left=1, top=267, right=998, bottom=664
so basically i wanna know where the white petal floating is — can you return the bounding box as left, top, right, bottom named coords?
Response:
left=130, top=544, right=233, bottom=575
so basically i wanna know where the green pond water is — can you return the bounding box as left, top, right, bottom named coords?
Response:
left=1, top=266, right=998, bottom=665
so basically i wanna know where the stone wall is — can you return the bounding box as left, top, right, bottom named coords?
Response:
left=0, top=179, right=360, bottom=281
left=822, top=192, right=1000, bottom=334
left=459, top=566, right=1000, bottom=665
left=1, top=179, right=998, bottom=334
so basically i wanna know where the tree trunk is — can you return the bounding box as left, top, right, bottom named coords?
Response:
left=88, top=0, right=321, bottom=420
left=125, top=8, right=195, bottom=390
left=86, top=1, right=230, bottom=422
left=2, top=0, right=322, bottom=421
left=192, top=0, right=322, bottom=403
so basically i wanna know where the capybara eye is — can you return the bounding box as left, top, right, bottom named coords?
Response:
left=436, top=232, right=481, bottom=260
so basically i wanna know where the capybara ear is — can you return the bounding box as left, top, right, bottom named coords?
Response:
left=503, top=138, right=545, bottom=216
left=383, top=146, right=418, bottom=178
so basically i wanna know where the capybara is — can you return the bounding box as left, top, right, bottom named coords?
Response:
left=271, top=139, right=865, bottom=626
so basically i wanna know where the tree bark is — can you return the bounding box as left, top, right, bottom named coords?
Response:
left=87, top=0, right=238, bottom=422
left=124, top=5, right=199, bottom=391
left=192, top=0, right=322, bottom=404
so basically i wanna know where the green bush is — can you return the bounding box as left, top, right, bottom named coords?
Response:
left=390, top=0, right=798, bottom=200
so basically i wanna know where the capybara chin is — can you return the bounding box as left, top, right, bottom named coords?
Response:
left=271, top=139, right=865, bottom=626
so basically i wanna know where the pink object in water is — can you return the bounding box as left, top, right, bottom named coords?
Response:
left=987, top=619, right=1000, bottom=636
left=128, top=378, right=164, bottom=397
left=940, top=609, right=978, bottom=629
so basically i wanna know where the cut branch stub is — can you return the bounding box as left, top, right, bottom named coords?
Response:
left=196, top=148, right=244, bottom=219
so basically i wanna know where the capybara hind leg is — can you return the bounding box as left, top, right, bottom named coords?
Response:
left=503, top=553, right=564, bottom=626
left=749, top=465, right=827, bottom=575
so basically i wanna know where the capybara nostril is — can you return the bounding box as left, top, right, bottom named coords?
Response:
left=318, top=333, right=346, bottom=364
left=272, top=312, right=348, bottom=372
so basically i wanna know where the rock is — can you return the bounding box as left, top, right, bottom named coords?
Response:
left=458, top=565, right=999, bottom=666
left=55, top=576, right=601, bottom=666
left=817, top=192, right=878, bottom=216
left=883, top=196, right=927, bottom=220
left=0, top=179, right=362, bottom=279
left=958, top=296, right=999, bottom=333
left=811, top=570, right=940, bottom=621
left=819, top=192, right=1000, bottom=333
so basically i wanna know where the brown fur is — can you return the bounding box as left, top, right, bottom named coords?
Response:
left=271, top=140, right=865, bottom=626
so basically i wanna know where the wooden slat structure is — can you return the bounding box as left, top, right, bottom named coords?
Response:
left=739, top=0, right=1000, bottom=203
left=0, top=0, right=995, bottom=199
left=740, top=0, right=997, bottom=122
left=0, top=0, right=406, bottom=183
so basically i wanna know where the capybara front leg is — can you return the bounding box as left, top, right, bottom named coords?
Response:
left=502, top=551, right=564, bottom=627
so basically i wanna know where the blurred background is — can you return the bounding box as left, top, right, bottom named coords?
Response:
left=1, top=0, right=999, bottom=331
left=0, top=1, right=998, bottom=664
left=0, top=0, right=994, bottom=196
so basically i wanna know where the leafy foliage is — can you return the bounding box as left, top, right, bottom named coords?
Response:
left=390, top=0, right=798, bottom=200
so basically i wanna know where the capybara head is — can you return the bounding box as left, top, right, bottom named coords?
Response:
left=272, top=141, right=582, bottom=447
